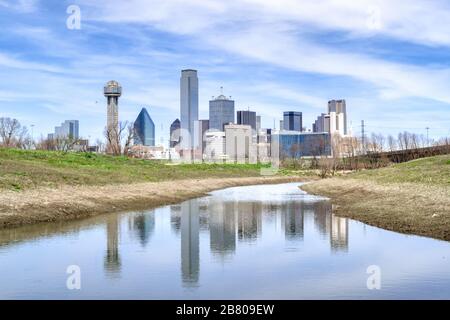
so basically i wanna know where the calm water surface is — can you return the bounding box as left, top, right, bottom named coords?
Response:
left=0, top=183, right=449, bottom=299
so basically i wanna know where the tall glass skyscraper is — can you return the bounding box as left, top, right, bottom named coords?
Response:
left=133, top=108, right=155, bottom=146
left=180, top=69, right=199, bottom=147
left=209, top=95, right=234, bottom=131
left=283, top=111, right=303, bottom=131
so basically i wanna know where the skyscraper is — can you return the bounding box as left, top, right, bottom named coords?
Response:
left=170, top=118, right=181, bottom=148
left=237, top=110, right=256, bottom=131
left=209, top=94, right=234, bottom=131
left=328, top=99, right=347, bottom=135
left=283, top=111, right=302, bottom=132
left=180, top=69, right=199, bottom=147
left=133, top=107, right=155, bottom=146
left=54, top=120, right=79, bottom=139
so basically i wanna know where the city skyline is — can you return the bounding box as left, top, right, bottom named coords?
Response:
left=0, top=1, right=449, bottom=144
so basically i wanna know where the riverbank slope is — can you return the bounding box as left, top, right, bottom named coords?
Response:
left=301, top=155, right=450, bottom=241
left=0, top=148, right=314, bottom=228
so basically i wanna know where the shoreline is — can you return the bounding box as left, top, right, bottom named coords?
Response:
left=0, top=175, right=312, bottom=229
left=301, top=178, right=450, bottom=242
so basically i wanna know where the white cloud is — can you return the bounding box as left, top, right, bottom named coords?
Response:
left=0, top=0, right=38, bottom=12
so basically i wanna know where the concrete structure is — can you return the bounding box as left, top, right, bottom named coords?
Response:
left=204, top=131, right=226, bottom=162
left=283, top=111, right=302, bottom=132
left=328, top=99, right=347, bottom=136
left=53, top=120, right=79, bottom=140
left=256, top=128, right=272, bottom=162
left=170, top=118, right=181, bottom=148
left=193, top=119, right=209, bottom=158
left=271, top=132, right=331, bottom=161
left=104, top=80, right=121, bottom=134
left=237, top=110, right=257, bottom=131
left=180, top=69, right=199, bottom=147
left=256, top=116, right=261, bottom=131
left=313, top=113, right=330, bottom=133
left=209, top=94, right=234, bottom=131
left=224, top=124, right=255, bottom=163
left=133, top=108, right=155, bottom=146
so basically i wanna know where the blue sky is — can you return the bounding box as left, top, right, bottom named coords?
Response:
left=0, top=0, right=449, bottom=144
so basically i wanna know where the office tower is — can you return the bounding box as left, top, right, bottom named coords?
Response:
left=224, top=124, right=254, bottom=163
left=328, top=99, right=347, bottom=135
left=236, top=110, right=257, bottom=131
left=256, top=116, right=261, bottom=131
left=209, top=94, right=234, bottom=131
left=283, top=111, right=302, bottom=132
left=180, top=69, right=199, bottom=147
left=170, top=118, right=181, bottom=148
left=193, top=119, right=209, bottom=156
left=279, top=120, right=284, bottom=131
left=53, top=120, right=79, bottom=140
left=133, top=107, right=155, bottom=146
left=271, top=132, right=331, bottom=161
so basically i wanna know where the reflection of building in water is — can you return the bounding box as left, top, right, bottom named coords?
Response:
left=330, top=215, right=349, bottom=252
left=170, top=205, right=181, bottom=234
left=282, top=202, right=304, bottom=240
left=209, top=201, right=236, bottom=258
left=105, top=215, right=121, bottom=274
left=237, top=202, right=262, bottom=242
left=181, top=199, right=200, bottom=285
left=129, top=211, right=155, bottom=247
left=313, top=201, right=332, bottom=237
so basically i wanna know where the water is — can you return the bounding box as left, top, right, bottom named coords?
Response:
left=0, top=183, right=449, bottom=299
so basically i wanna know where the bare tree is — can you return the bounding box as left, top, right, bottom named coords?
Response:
left=104, top=121, right=133, bottom=156
left=0, top=117, right=29, bottom=148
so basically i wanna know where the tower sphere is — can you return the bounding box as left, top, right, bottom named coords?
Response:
left=104, top=80, right=122, bottom=97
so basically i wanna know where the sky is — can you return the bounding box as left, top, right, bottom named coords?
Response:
left=0, top=0, right=449, bottom=145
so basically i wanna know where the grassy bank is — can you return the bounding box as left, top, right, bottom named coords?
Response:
left=0, top=148, right=308, bottom=191
left=0, top=148, right=314, bottom=228
left=301, top=155, right=450, bottom=241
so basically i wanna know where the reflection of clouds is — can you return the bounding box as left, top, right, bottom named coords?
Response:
left=180, top=199, right=200, bottom=286
left=104, top=215, right=121, bottom=276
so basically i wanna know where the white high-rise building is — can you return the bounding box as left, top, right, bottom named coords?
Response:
left=180, top=69, right=199, bottom=148
left=224, top=124, right=256, bottom=163
left=328, top=99, right=347, bottom=136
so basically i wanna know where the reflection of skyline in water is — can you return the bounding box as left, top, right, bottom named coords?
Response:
left=209, top=201, right=236, bottom=260
left=128, top=211, right=155, bottom=247
left=104, top=215, right=121, bottom=275
left=2, top=184, right=450, bottom=299
left=181, top=199, right=200, bottom=286
left=102, top=195, right=348, bottom=282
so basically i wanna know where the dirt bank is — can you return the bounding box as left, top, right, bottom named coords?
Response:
left=0, top=175, right=311, bottom=229
left=301, top=178, right=450, bottom=241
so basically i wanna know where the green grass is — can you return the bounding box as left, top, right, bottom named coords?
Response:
left=0, top=148, right=302, bottom=191
left=347, top=155, right=450, bottom=186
